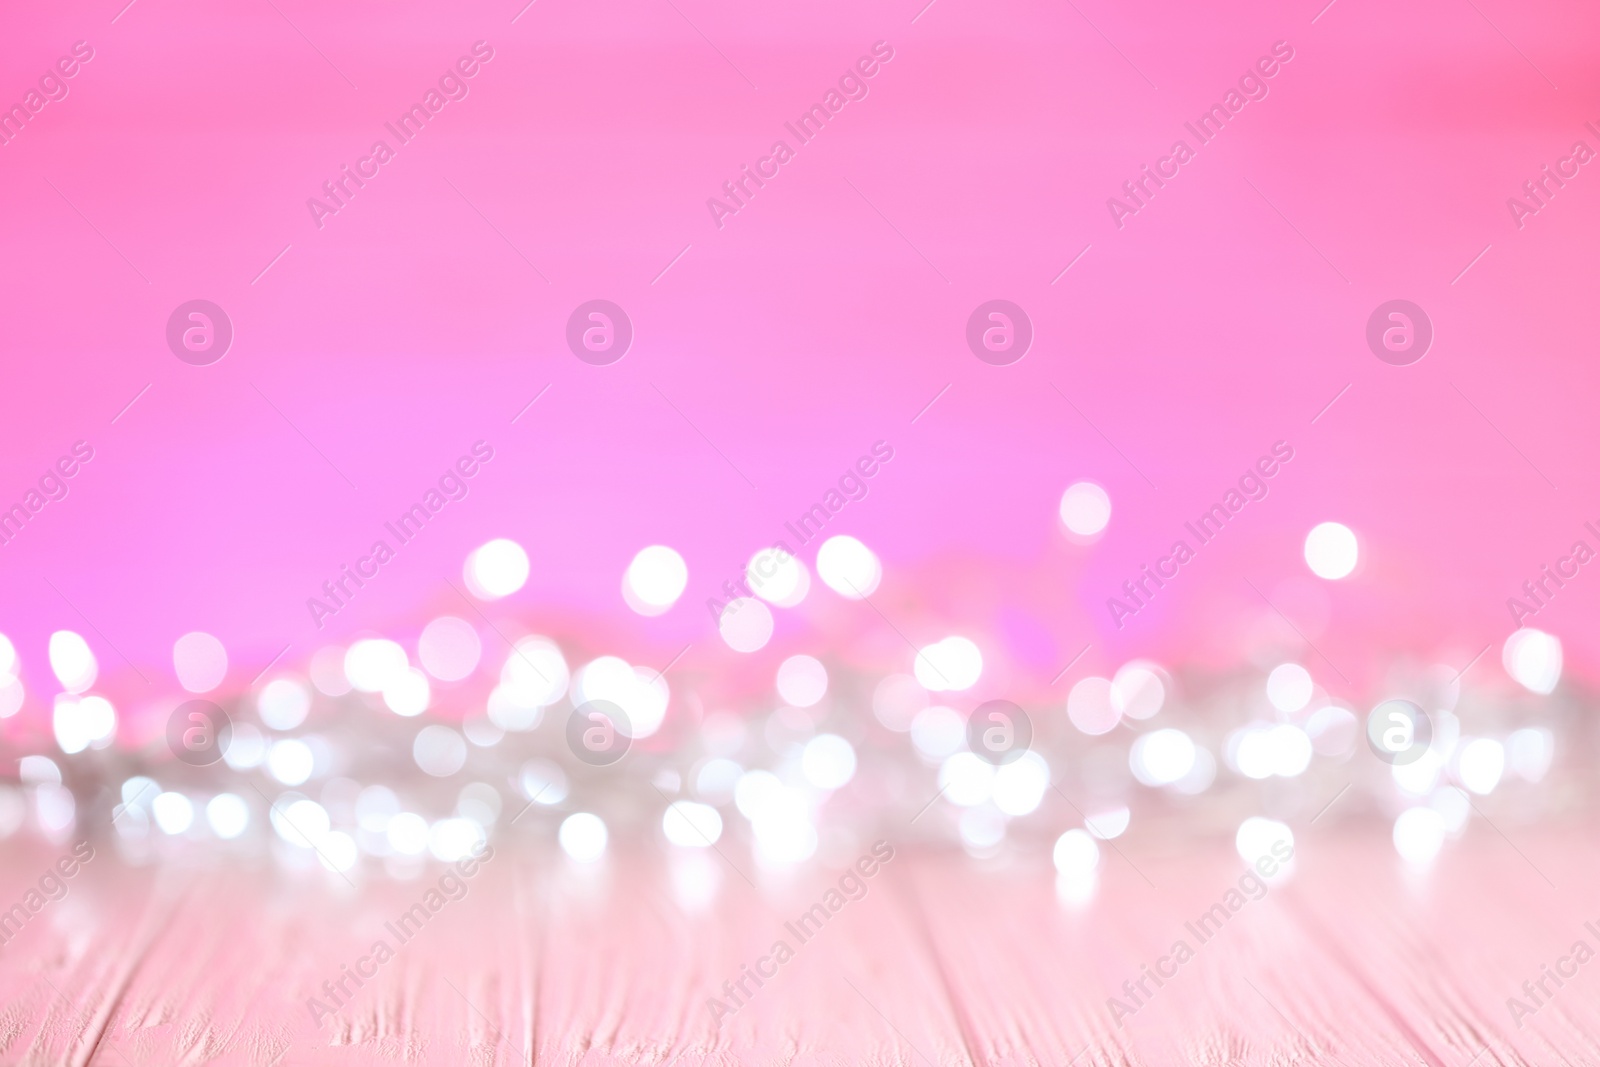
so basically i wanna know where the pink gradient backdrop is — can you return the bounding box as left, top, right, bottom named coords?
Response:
left=2, top=0, right=1598, bottom=707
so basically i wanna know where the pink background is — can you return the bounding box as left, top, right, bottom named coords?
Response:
left=2, top=0, right=1598, bottom=705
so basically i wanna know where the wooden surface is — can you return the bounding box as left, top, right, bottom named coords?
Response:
left=1, top=830, right=1595, bottom=1066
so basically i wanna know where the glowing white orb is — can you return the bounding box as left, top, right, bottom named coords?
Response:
left=624, top=545, right=688, bottom=615
left=1393, top=807, right=1446, bottom=864
left=559, top=812, right=608, bottom=862
left=1266, top=663, right=1313, bottom=714
left=801, top=734, right=857, bottom=790
left=1457, top=737, right=1504, bottom=795
left=816, top=535, right=881, bottom=599
left=718, top=598, right=773, bottom=653
left=1503, top=628, right=1561, bottom=695
left=266, top=739, right=314, bottom=786
left=911, top=705, right=965, bottom=760
left=152, top=792, right=194, bottom=835
left=465, top=538, right=530, bottom=599
left=1304, top=522, right=1358, bottom=580
left=419, top=616, right=482, bottom=681
left=1059, top=481, right=1111, bottom=537
left=49, top=631, right=97, bottom=693
left=776, top=655, right=828, bottom=707
left=1053, top=828, right=1101, bottom=877
left=914, top=636, right=982, bottom=692
left=749, top=548, right=809, bottom=607
left=206, top=793, right=249, bottom=839
left=173, top=632, right=228, bottom=693
left=414, top=725, right=467, bottom=777
left=1235, top=816, right=1293, bottom=867
left=344, top=639, right=408, bottom=693
left=258, top=678, right=311, bottom=731
left=663, top=800, right=723, bottom=847
left=1130, top=728, right=1195, bottom=786
left=1110, top=661, right=1165, bottom=719
left=939, top=752, right=996, bottom=807
left=384, top=667, right=431, bottom=718
left=1067, top=676, right=1120, bottom=736
left=992, top=751, right=1049, bottom=816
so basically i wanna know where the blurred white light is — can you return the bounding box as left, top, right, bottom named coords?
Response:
left=1268, top=724, right=1314, bottom=777
left=624, top=545, right=688, bottom=615
left=717, top=598, right=773, bottom=653
left=1457, top=737, right=1504, bottom=795
left=1393, top=749, right=1445, bottom=796
left=429, top=817, right=486, bottom=862
left=520, top=759, right=570, bottom=805
left=663, top=800, right=724, bottom=847
left=121, top=776, right=157, bottom=806
left=1130, top=728, right=1196, bottom=786
left=414, top=725, right=468, bottom=777
left=1067, top=676, right=1120, bottom=736
left=910, top=705, right=965, bottom=760
left=0, top=676, right=22, bottom=719
left=1503, top=628, right=1562, bottom=695
left=267, top=739, right=314, bottom=786
left=749, top=548, right=809, bottom=607
left=500, top=636, right=570, bottom=707
left=559, top=812, right=608, bottom=862
left=356, top=785, right=400, bottom=831
left=1266, top=663, right=1313, bottom=714
left=914, top=637, right=983, bottom=692
left=872, top=674, right=926, bottom=732
left=320, top=831, right=360, bottom=872
left=816, top=535, right=881, bottom=599
left=419, top=617, right=482, bottom=681
left=152, top=792, right=194, bottom=835
left=751, top=807, right=817, bottom=866
left=1085, top=806, right=1130, bottom=839
left=992, top=751, right=1050, bottom=816
left=309, top=646, right=352, bottom=696
left=0, top=633, right=15, bottom=680
left=344, top=639, right=407, bottom=693
left=173, top=632, right=228, bottom=693
left=258, top=678, right=311, bottom=731
left=457, top=783, right=501, bottom=827
left=206, top=793, right=249, bottom=839
left=1053, top=828, right=1101, bottom=877
left=694, top=758, right=743, bottom=801
left=54, top=695, right=116, bottom=754
left=49, top=631, right=97, bottom=693
left=0, top=786, right=21, bottom=838
left=1508, top=727, right=1553, bottom=782
left=1172, top=746, right=1218, bottom=795
left=1059, top=482, right=1111, bottom=537
left=384, top=667, right=431, bottom=717
left=35, top=783, right=75, bottom=840
left=1235, top=817, right=1293, bottom=868
left=939, top=752, right=996, bottom=807
left=1304, top=522, right=1358, bottom=580
left=20, top=756, right=62, bottom=785
left=574, top=655, right=669, bottom=738
left=734, top=770, right=784, bottom=820
left=1393, top=807, right=1446, bottom=864
left=801, top=734, right=857, bottom=790
left=465, top=538, right=529, bottom=600
left=959, top=806, right=1006, bottom=851
left=387, top=812, right=430, bottom=855
left=222, top=723, right=266, bottom=770
left=1431, top=785, right=1471, bottom=836
left=1110, top=661, right=1165, bottom=720
left=776, top=655, right=828, bottom=707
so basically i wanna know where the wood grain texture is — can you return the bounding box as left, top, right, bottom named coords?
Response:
left=0, top=830, right=1593, bottom=1066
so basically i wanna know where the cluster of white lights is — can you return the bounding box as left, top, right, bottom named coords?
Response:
left=1229, top=723, right=1314, bottom=779
left=573, top=655, right=669, bottom=738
